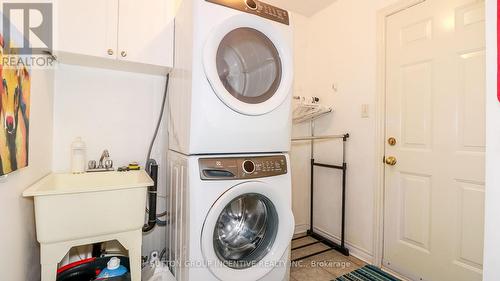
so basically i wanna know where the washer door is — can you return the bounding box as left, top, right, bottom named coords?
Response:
left=203, top=14, right=293, bottom=116
left=201, top=182, right=294, bottom=281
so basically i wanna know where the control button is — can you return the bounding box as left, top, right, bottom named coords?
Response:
left=243, top=160, right=256, bottom=174
left=245, top=0, right=258, bottom=10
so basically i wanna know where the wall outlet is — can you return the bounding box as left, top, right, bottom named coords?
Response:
left=361, top=104, right=370, bottom=118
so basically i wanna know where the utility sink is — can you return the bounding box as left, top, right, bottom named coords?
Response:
left=24, top=171, right=153, bottom=280
left=23, top=171, right=153, bottom=244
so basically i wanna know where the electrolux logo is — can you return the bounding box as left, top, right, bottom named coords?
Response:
left=2, top=2, right=54, bottom=68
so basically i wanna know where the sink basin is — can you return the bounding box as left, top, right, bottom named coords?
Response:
left=23, top=171, right=153, bottom=244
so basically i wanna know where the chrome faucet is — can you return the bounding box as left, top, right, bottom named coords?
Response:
left=98, top=149, right=110, bottom=169
left=87, top=149, right=114, bottom=172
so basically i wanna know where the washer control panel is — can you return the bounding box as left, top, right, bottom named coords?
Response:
left=205, top=0, right=290, bottom=25
left=199, top=155, right=287, bottom=180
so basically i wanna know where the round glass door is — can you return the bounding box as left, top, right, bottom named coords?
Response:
left=201, top=181, right=294, bottom=280
left=216, top=27, right=282, bottom=104
left=213, top=193, right=278, bottom=269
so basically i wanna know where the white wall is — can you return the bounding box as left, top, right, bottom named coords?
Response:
left=0, top=69, right=54, bottom=281
left=52, top=64, right=169, bottom=256
left=483, top=0, right=498, bottom=280
left=290, top=13, right=312, bottom=235
left=291, top=0, right=401, bottom=262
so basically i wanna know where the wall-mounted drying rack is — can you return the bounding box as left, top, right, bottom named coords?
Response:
left=293, top=95, right=333, bottom=124
left=291, top=96, right=349, bottom=261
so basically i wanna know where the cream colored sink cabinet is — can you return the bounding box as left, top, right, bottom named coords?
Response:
left=54, top=0, right=174, bottom=74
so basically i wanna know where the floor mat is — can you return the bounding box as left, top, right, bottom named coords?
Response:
left=334, top=265, right=401, bottom=281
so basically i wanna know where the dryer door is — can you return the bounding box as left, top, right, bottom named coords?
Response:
left=201, top=181, right=294, bottom=281
left=203, top=14, right=293, bottom=116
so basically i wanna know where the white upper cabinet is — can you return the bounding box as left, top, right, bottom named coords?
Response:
left=55, top=0, right=174, bottom=74
left=56, top=0, right=118, bottom=59
left=118, top=0, right=174, bottom=68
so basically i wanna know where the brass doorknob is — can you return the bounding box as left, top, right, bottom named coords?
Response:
left=385, top=156, right=397, bottom=166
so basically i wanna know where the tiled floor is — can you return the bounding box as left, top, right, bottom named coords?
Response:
left=290, top=234, right=366, bottom=281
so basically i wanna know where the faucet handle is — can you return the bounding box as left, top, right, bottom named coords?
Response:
left=88, top=160, right=97, bottom=170
left=105, top=160, right=113, bottom=169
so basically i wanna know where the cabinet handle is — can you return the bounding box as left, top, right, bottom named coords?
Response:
left=121, top=51, right=127, bottom=57
left=107, top=49, right=114, bottom=56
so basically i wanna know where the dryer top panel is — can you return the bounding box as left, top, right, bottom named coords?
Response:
left=206, top=0, right=290, bottom=25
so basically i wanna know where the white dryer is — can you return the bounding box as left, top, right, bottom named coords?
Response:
left=169, top=0, right=294, bottom=155
left=167, top=151, right=294, bottom=281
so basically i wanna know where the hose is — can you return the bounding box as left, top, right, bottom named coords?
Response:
left=156, top=218, right=168, bottom=226
left=145, top=74, right=170, bottom=173
left=142, top=162, right=158, bottom=233
left=143, top=74, right=170, bottom=232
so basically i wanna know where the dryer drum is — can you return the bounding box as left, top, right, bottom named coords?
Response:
left=213, top=193, right=279, bottom=269
left=216, top=27, right=282, bottom=104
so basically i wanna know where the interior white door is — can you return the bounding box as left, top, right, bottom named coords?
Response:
left=117, top=0, right=174, bottom=67
left=55, top=0, right=118, bottom=59
left=383, top=1, right=485, bottom=281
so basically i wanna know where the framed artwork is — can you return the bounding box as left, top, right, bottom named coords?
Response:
left=0, top=33, right=31, bottom=176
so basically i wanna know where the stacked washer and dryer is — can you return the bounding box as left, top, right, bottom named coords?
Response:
left=167, top=0, right=295, bottom=280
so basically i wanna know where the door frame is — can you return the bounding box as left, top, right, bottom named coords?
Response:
left=373, top=0, right=428, bottom=268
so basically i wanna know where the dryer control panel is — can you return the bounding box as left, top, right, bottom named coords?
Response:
left=205, top=0, right=290, bottom=25
left=199, top=155, right=287, bottom=180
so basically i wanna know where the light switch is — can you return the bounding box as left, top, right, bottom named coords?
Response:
left=361, top=104, right=370, bottom=118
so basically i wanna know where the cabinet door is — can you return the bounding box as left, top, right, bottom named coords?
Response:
left=56, top=0, right=118, bottom=59
left=117, top=0, right=174, bottom=68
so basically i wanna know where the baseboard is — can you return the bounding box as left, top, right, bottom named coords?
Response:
left=294, top=224, right=309, bottom=235
left=312, top=226, right=374, bottom=264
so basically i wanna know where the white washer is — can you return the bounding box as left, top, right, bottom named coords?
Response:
left=169, top=0, right=294, bottom=155
left=167, top=151, right=295, bottom=281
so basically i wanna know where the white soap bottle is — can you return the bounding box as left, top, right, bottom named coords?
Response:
left=71, top=137, right=86, bottom=174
